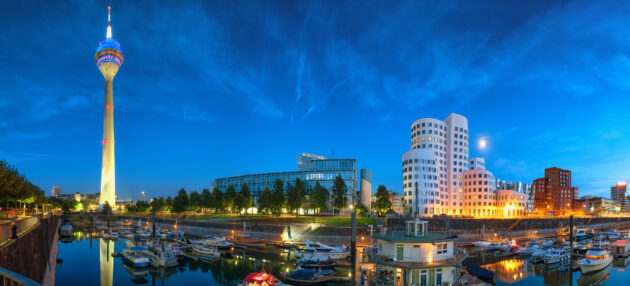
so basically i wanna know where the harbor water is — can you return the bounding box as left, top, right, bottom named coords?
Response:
left=463, top=248, right=630, bottom=286
left=56, top=232, right=351, bottom=286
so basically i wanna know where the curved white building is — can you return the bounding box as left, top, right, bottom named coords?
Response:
left=402, top=149, right=440, bottom=215
left=462, top=169, right=497, bottom=217
left=404, top=113, right=469, bottom=216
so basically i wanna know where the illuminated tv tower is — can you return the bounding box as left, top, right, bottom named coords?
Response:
left=95, top=6, right=123, bottom=206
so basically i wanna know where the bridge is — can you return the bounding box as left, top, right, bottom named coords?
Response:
left=0, top=213, right=60, bottom=286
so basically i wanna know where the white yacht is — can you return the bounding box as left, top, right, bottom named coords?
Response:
left=579, top=249, right=613, bottom=274
left=574, top=227, right=589, bottom=241
left=297, top=241, right=350, bottom=260
left=192, top=244, right=222, bottom=257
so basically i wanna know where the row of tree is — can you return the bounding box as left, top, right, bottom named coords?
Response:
left=129, top=175, right=356, bottom=216
left=0, top=160, right=46, bottom=217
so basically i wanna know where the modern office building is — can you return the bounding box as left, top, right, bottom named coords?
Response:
left=403, top=113, right=469, bottom=216
left=582, top=197, right=622, bottom=216
left=95, top=6, right=124, bottom=206
left=531, top=167, right=578, bottom=216
left=360, top=169, right=372, bottom=211
left=496, top=180, right=532, bottom=212
left=611, top=182, right=627, bottom=213
left=212, top=154, right=356, bottom=211
left=297, top=153, right=328, bottom=171
left=496, top=190, right=528, bottom=217
left=51, top=185, right=62, bottom=197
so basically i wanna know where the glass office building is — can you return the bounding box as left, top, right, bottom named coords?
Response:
left=212, top=157, right=357, bottom=208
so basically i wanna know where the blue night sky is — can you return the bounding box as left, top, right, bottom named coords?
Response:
left=2, top=0, right=630, bottom=200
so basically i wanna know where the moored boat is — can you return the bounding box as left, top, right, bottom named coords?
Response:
left=192, top=244, right=222, bottom=257
left=465, top=264, right=494, bottom=281
left=147, top=244, right=179, bottom=267
left=544, top=248, right=570, bottom=264
left=579, top=249, right=613, bottom=274
left=610, top=240, right=630, bottom=257
left=229, top=234, right=267, bottom=248
left=297, top=259, right=336, bottom=269
left=60, top=224, right=73, bottom=237
left=280, top=269, right=332, bottom=285
left=122, top=246, right=151, bottom=268
left=239, top=272, right=282, bottom=286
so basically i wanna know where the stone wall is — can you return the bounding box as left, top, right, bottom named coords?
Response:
left=386, top=217, right=630, bottom=241
left=0, top=215, right=60, bottom=283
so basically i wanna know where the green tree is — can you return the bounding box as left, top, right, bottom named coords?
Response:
left=224, top=185, right=236, bottom=213
left=331, top=175, right=347, bottom=213
left=102, top=201, right=112, bottom=214
left=233, top=194, right=244, bottom=214
left=172, top=188, right=189, bottom=213
left=0, top=162, right=25, bottom=217
left=258, top=187, right=273, bottom=215
left=151, top=197, right=165, bottom=212
left=165, top=197, right=174, bottom=212
left=189, top=191, right=202, bottom=212
left=310, top=182, right=328, bottom=213
left=271, top=179, right=285, bottom=216
left=239, top=184, right=252, bottom=214
left=286, top=178, right=305, bottom=216
left=210, top=187, right=223, bottom=212
left=374, top=185, right=392, bottom=216
left=201, top=188, right=212, bottom=213
left=355, top=203, right=369, bottom=217
left=136, top=200, right=151, bottom=212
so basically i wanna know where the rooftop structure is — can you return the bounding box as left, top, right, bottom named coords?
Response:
left=370, top=219, right=466, bottom=285
left=95, top=6, right=124, bottom=207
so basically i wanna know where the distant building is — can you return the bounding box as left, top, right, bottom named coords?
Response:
left=531, top=167, right=578, bottom=216
left=582, top=197, right=621, bottom=216
left=212, top=154, right=357, bottom=212
left=371, top=191, right=405, bottom=214
left=360, top=169, right=372, bottom=211
left=496, top=190, right=528, bottom=217
left=495, top=180, right=532, bottom=212
left=468, top=157, right=486, bottom=170
left=297, top=153, right=328, bottom=171
left=74, top=192, right=82, bottom=202
left=51, top=185, right=62, bottom=197
left=611, top=182, right=627, bottom=213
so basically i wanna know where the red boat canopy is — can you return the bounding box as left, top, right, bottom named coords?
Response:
left=243, top=272, right=278, bottom=283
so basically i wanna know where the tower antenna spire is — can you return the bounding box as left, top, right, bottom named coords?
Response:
left=106, top=6, right=112, bottom=38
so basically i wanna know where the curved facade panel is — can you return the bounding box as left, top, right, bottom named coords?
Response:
left=462, top=169, right=496, bottom=217
left=402, top=148, right=440, bottom=215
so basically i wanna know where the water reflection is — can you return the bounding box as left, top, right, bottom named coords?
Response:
left=482, top=258, right=532, bottom=283
left=57, top=236, right=349, bottom=286
left=577, top=264, right=612, bottom=286
left=100, top=238, right=114, bottom=286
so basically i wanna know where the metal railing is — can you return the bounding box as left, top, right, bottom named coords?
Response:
left=0, top=267, right=40, bottom=286
left=0, top=215, right=41, bottom=245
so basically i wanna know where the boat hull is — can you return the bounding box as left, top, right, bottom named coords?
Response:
left=579, top=256, right=613, bottom=274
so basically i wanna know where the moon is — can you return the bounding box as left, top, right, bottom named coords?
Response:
left=478, top=138, right=488, bottom=150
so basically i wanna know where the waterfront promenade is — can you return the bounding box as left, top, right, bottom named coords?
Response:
left=0, top=213, right=60, bottom=286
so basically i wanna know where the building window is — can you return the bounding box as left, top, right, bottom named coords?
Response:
left=437, top=243, right=447, bottom=254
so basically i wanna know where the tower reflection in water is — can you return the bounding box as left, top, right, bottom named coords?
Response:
left=100, top=238, right=114, bottom=286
